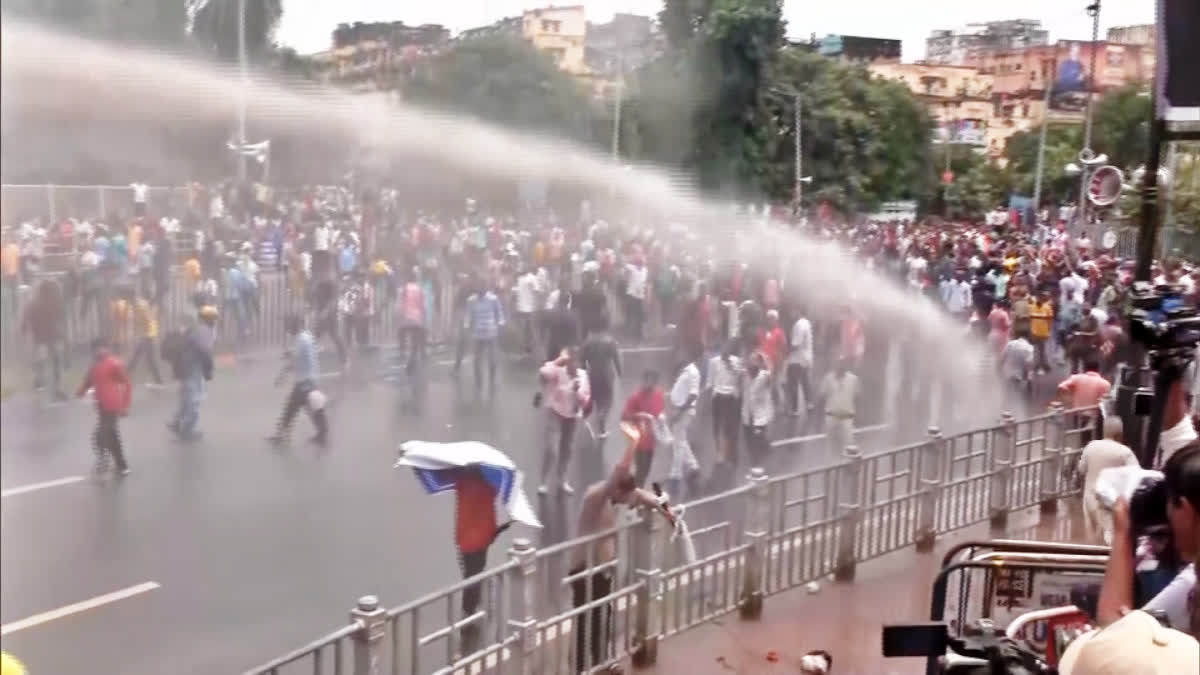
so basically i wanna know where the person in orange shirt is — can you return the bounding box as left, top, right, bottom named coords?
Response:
left=1, top=238, right=20, bottom=314
left=452, top=466, right=503, bottom=652
left=127, top=219, right=143, bottom=265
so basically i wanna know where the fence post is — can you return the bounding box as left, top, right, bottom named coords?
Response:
left=989, top=412, right=1016, bottom=532
left=47, top=184, right=57, bottom=227
left=631, top=504, right=664, bottom=667
left=506, top=538, right=540, bottom=675
left=739, top=467, right=770, bottom=620
left=915, top=426, right=943, bottom=553
left=1040, top=402, right=1066, bottom=515
left=349, top=595, right=388, bottom=675
left=834, top=445, right=864, bottom=582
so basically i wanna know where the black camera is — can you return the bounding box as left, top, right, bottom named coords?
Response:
left=1126, top=282, right=1200, bottom=368
left=883, top=621, right=1049, bottom=675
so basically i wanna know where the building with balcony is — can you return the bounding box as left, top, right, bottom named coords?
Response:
left=458, top=5, right=590, bottom=76
left=925, top=19, right=1049, bottom=66
left=973, top=40, right=1151, bottom=103
left=817, top=34, right=901, bottom=64
left=307, top=21, right=450, bottom=93
left=521, top=5, right=589, bottom=75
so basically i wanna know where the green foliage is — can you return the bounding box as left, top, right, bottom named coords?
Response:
left=403, top=36, right=599, bottom=144
left=1092, top=85, right=1152, bottom=170
left=191, top=0, right=284, bottom=61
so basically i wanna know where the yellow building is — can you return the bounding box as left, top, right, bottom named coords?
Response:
left=868, top=60, right=1041, bottom=159
left=521, top=5, right=589, bottom=76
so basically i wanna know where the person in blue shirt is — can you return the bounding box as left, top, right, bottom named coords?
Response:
left=464, top=280, right=505, bottom=393
left=269, top=313, right=328, bottom=447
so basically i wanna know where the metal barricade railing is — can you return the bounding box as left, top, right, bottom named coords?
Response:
left=245, top=403, right=1094, bottom=675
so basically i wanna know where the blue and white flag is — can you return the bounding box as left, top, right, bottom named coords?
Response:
left=394, top=441, right=541, bottom=529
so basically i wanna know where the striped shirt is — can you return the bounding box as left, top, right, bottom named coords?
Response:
left=466, top=292, right=505, bottom=341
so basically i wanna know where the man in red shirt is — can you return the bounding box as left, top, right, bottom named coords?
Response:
left=621, top=370, right=665, bottom=487
left=453, top=466, right=500, bottom=652
left=77, top=338, right=132, bottom=476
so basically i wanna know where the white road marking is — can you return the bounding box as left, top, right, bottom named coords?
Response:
left=1, top=476, right=87, bottom=498
left=0, top=582, right=161, bottom=636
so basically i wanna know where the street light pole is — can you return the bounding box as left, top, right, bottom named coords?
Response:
left=611, top=52, right=623, bottom=160
left=1075, top=1, right=1101, bottom=234
left=1031, top=49, right=1057, bottom=220
left=794, top=92, right=803, bottom=211
left=236, top=0, right=248, bottom=182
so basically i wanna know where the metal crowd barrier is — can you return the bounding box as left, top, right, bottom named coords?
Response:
left=244, top=405, right=1094, bottom=675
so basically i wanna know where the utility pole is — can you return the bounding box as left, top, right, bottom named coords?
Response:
left=1031, top=51, right=1056, bottom=221
left=610, top=52, right=623, bottom=160
left=236, top=0, right=248, bottom=182
left=1074, top=1, right=1101, bottom=234
left=793, top=92, right=803, bottom=212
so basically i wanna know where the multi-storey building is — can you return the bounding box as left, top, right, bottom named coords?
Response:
left=925, top=20, right=1049, bottom=66
left=817, top=34, right=902, bottom=64
left=307, top=21, right=450, bottom=93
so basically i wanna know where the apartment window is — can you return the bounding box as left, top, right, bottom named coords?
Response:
left=547, top=47, right=565, bottom=64
left=541, top=19, right=561, bottom=32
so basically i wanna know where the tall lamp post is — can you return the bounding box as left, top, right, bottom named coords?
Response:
left=1073, top=1, right=1102, bottom=234
left=236, top=0, right=248, bottom=181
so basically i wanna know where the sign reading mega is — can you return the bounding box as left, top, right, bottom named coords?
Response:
left=1158, top=0, right=1200, bottom=121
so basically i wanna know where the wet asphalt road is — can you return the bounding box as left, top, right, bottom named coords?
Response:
left=0, top=345, right=835, bottom=675
left=0, top=338, right=1069, bottom=675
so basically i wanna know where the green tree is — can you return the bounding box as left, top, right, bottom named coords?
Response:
left=1092, top=84, right=1152, bottom=170
left=191, top=0, right=284, bottom=61
left=758, top=49, right=934, bottom=211
left=403, top=36, right=598, bottom=144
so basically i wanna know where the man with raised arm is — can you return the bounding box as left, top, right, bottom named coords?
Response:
left=571, top=423, right=675, bottom=672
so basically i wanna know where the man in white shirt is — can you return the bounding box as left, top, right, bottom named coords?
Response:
left=820, top=358, right=859, bottom=458
left=999, top=330, right=1036, bottom=413
left=708, top=347, right=743, bottom=489
left=943, top=271, right=972, bottom=320
left=625, top=260, right=648, bottom=341
left=667, top=359, right=702, bottom=501
left=1076, top=417, right=1139, bottom=544
left=514, top=267, right=541, bottom=356
left=538, top=349, right=590, bottom=495
left=311, top=222, right=332, bottom=282
left=130, top=182, right=148, bottom=216
left=786, top=308, right=814, bottom=415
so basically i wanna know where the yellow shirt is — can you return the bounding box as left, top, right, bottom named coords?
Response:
left=1030, top=301, right=1054, bottom=339
left=128, top=224, right=143, bottom=262
left=112, top=299, right=132, bottom=344
left=183, top=258, right=201, bottom=284
left=133, top=298, right=158, bottom=339
left=1, top=244, right=19, bottom=277
left=1, top=652, right=28, bottom=675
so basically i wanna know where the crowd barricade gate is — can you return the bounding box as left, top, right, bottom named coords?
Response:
left=243, top=408, right=1096, bottom=675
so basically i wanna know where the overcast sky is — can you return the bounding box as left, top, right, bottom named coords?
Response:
left=277, top=0, right=1156, bottom=59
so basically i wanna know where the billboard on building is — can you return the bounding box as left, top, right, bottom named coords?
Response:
left=933, top=119, right=986, bottom=146
left=1158, top=0, right=1200, bottom=121
left=1051, top=41, right=1089, bottom=112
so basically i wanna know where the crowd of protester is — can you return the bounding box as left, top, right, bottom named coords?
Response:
left=5, top=179, right=1200, bottom=672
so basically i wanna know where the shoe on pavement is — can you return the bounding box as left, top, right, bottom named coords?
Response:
left=560, top=481, right=575, bottom=496
left=537, top=484, right=549, bottom=495
left=118, top=468, right=131, bottom=477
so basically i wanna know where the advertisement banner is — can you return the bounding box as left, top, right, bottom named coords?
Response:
left=1052, top=41, right=1090, bottom=112
left=988, top=569, right=1103, bottom=651
left=1158, top=0, right=1200, bottom=121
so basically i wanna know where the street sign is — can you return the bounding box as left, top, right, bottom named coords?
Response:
left=942, top=170, right=954, bottom=184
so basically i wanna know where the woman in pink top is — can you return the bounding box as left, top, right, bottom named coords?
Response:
left=988, top=301, right=1011, bottom=356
